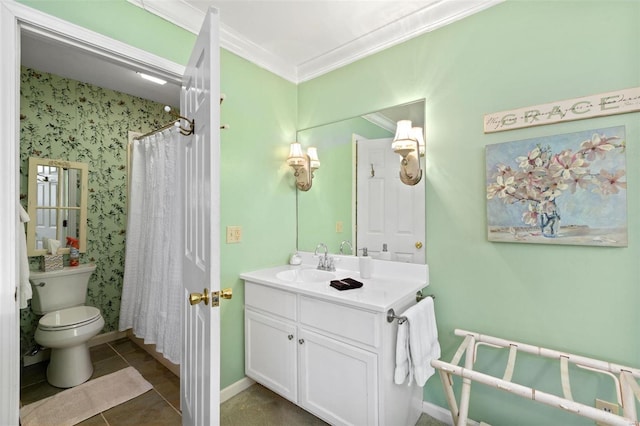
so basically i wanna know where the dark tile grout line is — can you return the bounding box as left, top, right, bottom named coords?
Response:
left=106, top=340, right=182, bottom=417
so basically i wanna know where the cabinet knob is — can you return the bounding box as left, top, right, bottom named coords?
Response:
left=288, top=334, right=294, bottom=340
left=298, top=339, right=305, bottom=345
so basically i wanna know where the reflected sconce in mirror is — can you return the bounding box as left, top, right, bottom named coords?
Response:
left=392, top=120, right=425, bottom=186
left=287, top=142, right=320, bottom=191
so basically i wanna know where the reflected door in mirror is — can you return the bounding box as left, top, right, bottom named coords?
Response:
left=356, top=137, right=425, bottom=263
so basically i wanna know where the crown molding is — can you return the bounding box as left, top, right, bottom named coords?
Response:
left=297, top=0, right=504, bottom=82
left=362, top=112, right=396, bottom=133
left=128, top=0, right=298, bottom=82
left=129, top=0, right=504, bottom=84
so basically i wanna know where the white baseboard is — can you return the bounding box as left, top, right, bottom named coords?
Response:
left=422, top=401, right=480, bottom=426
left=220, top=377, right=256, bottom=404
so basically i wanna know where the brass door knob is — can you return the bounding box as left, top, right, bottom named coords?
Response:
left=189, top=288, right=209, bottom=305
left=220, top=288, right=233, bottom=299
left=415, top=242, right=423, bottom=249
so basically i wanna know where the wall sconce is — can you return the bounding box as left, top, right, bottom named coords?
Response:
left=392, top=120, right=425, bottom=186
left=287, top=142, right=320, bottom=191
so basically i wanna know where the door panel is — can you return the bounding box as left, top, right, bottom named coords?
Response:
left=357, top=137, right=425, bottom=263
left=181, top=7, right=220, bottom=426
left=245, top=310, right=298, bottom=402
left=298, top=329, right=377, bottom=426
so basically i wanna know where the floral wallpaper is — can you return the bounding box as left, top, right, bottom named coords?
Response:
left=20, top=67, right=173, bottom=356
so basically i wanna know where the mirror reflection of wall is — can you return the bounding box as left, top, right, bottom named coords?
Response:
left=296, top=99, right=426, bottom=264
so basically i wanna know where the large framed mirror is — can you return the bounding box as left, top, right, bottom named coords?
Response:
left=296, top=99, right=426, bottom=264
left=27, top=157, right=89, bottom=256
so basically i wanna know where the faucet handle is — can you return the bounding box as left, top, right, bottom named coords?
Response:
left=327, top=256, right=336, bottom=271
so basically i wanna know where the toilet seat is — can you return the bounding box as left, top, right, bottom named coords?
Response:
left=39, top=306, right=102, bottom=331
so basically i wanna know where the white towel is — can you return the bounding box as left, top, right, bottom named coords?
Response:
left=18, top=203, right=32, bottom=309
left=394, top=297, right=440, bottom=386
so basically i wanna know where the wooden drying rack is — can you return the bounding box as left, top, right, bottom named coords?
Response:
left=431, top=329, right=640, bottom=426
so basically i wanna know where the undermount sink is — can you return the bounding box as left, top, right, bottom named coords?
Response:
left=276, top=268, right=335, bottom=283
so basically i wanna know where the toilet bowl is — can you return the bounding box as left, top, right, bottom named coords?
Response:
left=34, top=306, right=105, bottom=388
left=29, top=264, right=104, bottom=388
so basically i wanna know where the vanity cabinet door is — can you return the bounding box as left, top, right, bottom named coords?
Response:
left=245, top=309, right=298, bottom=402
left=298, top=328, right=378, bottom=426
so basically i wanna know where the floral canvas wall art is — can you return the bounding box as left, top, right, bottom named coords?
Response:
left=486, top=126, right=627, bottom=246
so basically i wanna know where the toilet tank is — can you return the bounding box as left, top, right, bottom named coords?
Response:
left=29, top=264, right=97, bottom=315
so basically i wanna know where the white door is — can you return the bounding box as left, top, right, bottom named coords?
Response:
left=180, top=7, right=221, bottom=426
left=356, top=137, right=425, bottom=263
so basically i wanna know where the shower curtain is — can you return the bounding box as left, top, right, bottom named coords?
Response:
left=119, top=127, right=182, bottom=364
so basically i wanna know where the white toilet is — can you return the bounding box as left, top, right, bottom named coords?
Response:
left=29, top=263, right=105, bottom=388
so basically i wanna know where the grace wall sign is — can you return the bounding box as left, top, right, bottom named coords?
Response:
left=484, top=87, right=640, bottom=133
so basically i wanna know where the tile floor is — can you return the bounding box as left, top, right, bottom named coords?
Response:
left=20, top=338, right=447, bottom=426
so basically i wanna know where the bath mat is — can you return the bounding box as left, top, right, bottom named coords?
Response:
left=20, top=366, right=153, bottom=426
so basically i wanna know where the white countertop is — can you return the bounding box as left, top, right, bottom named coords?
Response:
left=240, top=256, right=429, bottom=313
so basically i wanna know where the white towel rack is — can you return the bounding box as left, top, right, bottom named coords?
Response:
left=431, top=329, right=640, bottom=426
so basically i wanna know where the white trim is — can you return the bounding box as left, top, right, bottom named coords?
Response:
left=219, top=23, right=298, bottom=83
left=220, top=377, right=256, bottom=404
left=362, top=112, right=397, bottom=133
left=127, top=0, right=503, bottom=84
left=422, top=400, right=480, bottom=426
left=8, top=1, right=184, bottom=83
left=0, top=2, right=20, bottom=424
left=297, top=0, right=503, bottom=82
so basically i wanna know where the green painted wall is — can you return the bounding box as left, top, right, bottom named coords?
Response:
left=299, top=1, right=640, bottom=424
left=218, top=49, right=297, bottom=387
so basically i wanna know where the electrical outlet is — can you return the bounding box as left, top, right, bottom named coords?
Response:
left=595, top=399, right=619, bottom=426
left=336, top=221, right=343, bottom=233
left=226, top=226, right=242, bottom=243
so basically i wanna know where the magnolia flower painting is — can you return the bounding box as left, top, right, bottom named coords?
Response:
left=486, top=126, right=627, bottom=246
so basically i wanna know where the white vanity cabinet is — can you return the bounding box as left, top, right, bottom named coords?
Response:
left=243, top=274, right=424, bottom=426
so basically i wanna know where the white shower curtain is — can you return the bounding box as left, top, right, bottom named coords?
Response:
left=119, top=127, right=182, bottom=364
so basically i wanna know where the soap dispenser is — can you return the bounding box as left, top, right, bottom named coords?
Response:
left=359, top=247, right=371, bottom=279
left=378, top=243, right=391, bottom=261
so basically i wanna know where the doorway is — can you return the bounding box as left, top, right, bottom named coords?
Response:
left=1, top=3, right=184, bottom=423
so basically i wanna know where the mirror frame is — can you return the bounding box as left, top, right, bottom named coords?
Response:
left=27, top=157, right=89, bottom=256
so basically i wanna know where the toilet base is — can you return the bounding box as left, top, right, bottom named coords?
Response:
left=46, top=343, right=94, bottom=388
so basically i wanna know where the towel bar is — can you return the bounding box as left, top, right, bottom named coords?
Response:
left=387, top=292, right=435, bottom=324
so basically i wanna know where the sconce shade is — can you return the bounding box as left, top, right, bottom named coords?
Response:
left=307, top=146, right=320, bottom=170
left=392, top=120, right=423, bottom=186
left=411, top=127, right=425, bottom=156
left=392, top=120, right=416, bottom=157
left=287, top=142, right=306, bottom=166
left=286, top=142, right=319, bottom=191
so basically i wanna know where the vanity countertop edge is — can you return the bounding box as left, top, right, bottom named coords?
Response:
left=240, top=262, right=429, bottom=313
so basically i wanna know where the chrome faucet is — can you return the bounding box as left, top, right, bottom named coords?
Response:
left=314, top=243, right=335, bottom=271
left=339, top=240, right=353, bottom=255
